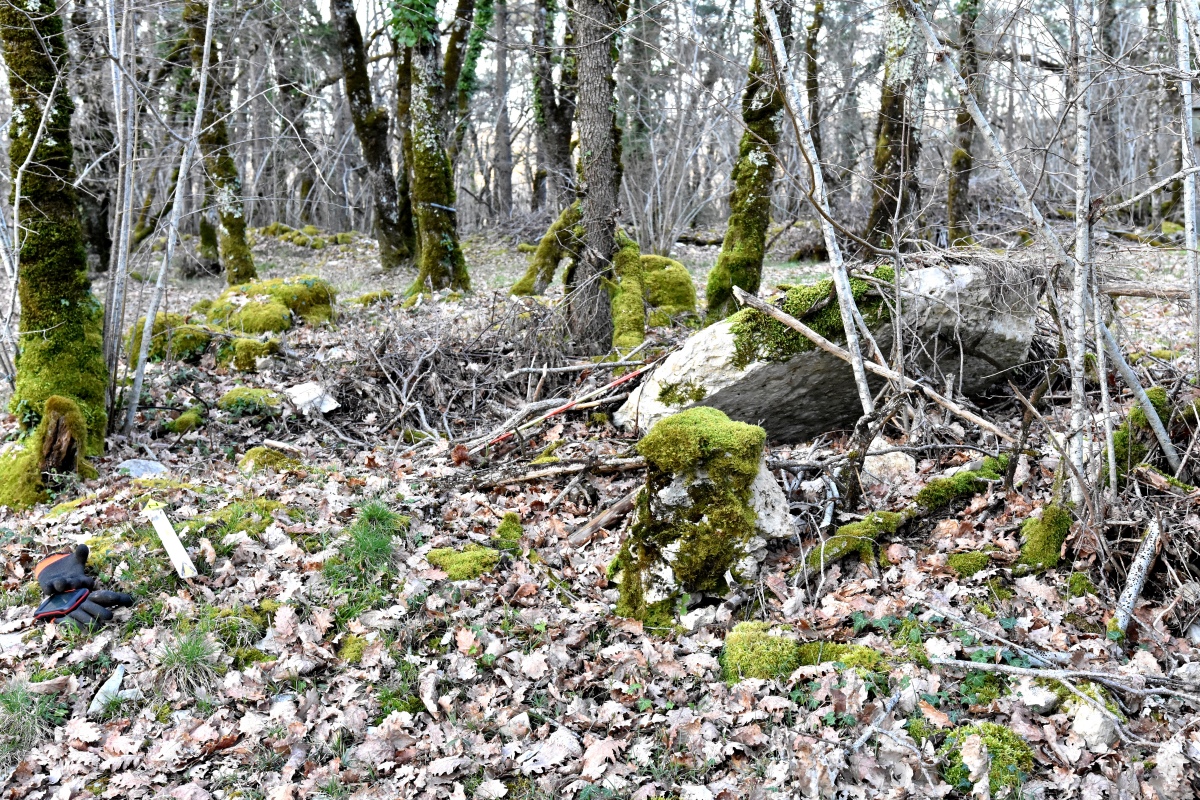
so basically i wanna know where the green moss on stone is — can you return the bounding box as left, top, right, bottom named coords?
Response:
left=217, top=387, right=282, bottom=417
left=1016, top=504, right=1072, bottom=572
left=128, top=313, right=213, bottom=363
left=165, top=407, right=204, bottom=434
left=941, top=722, right=1034, bottom=796
left=657, top=380, right=708, bottom=408
left=947, top=551, right=991, bottom=578
left=729, top=266, right=895, bottom=369
left=426, top=545, right=499, bottom=580
left=238, top=446, right=299, bottom=474
left=225, top=338, right=279, bottom=372
left=642, top=255, right=696, bottom=322
left=805, top=511, right=903, bottom=570
left=915, top=456, right=1004, bottom=512
left=610, top=230, right=646, bottom=353
left=209, top=275, right=336, bottom=333
left=720, top=622, right=799, bottom=682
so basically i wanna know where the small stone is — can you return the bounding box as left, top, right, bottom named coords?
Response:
left=1071, top=703, right=1118, bottom=750
left=1172, top=661, right=1200, bottom=685
left=680, top=606, right=717, bottom=631
left=116, top=459, right=169, bottom=478
left=862, top=449, right=917, bottom=487
left=1012, top=677, right=1059, bottom=715
left=286, top=381, right=340, bottom=416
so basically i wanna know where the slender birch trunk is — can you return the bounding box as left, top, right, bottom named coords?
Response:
left=1069, top=0, right=1093, bottom=504
left=1178, top=1, right=1200, bottom=384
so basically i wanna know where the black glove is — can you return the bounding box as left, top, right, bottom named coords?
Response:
left=34, top=545, right=96, bottom=594
left=34, top=588, right=135, bottom=631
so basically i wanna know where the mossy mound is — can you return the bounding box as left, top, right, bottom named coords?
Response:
left=915, top=457, right=1005, bottom=512
left=720, top=622, right=799, bottom=682
left=729, top=266, right=895, bottom=369
left=806, top=510, right=902, bottom=570
left=209, top=275, right=335, bottom=333
left=165, top=407, right=205, bottom=434
left=1015, top=504, right=1072, bottom=572
left=127, top=313, right=212, bottom=363
left=0, top=396, right=92, bottom=509
left=1112, top=387, right=1171, bottom=482
left=615, top=407, right=766, bottom=623
left=947, top=551, right=991, bottom=578
left=493, top=512, right=523, bottom=553
left=263, top=223, right=334, bottom=250
left=220, top=338, right=279, bottom=372
left=611, top=230, right=646, bottom=352
left=1067, top=571, right=1097, bottom=597
left=641, top=255, right=696, bottom=324
left=426, top=545, right=500, bottom=580
left=217, top=388, right=282, bottom=417
left=338, top=634, right=368, bottom=664
left=354, top=290, right=394, bottom=306
left=238, top=446, right=299, bottom=474
left=940, top=722, right=1034, bottom=797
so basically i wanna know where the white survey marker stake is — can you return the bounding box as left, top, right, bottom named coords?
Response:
left=142, top=502, right=198, bottom=578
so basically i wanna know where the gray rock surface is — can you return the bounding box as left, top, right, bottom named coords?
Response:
left=616, top=263, right=1037, bottom=442
left=116, top=459, right=169, bottom=478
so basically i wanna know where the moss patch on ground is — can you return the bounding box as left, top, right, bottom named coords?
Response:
left=238, top=446, right=299, bottom=474
left=720, top=622, right=800, bottom=682
left=615, top=408, right=766, bottom=623
left=940, top=722, right=1034, bottom=796
left=208, top=275, right=335, bottom=333
left=806, top=511, right=903, bottom=570
left=915, top=457, right=1005, bottom=512
left=729, top=266, right=894, bottom=369
left=128, top=313, right=212, bottom=363
left=1016, top=504, right=1072, bottom=572
left=221, top=338, right=279, bottom=372
left=948, top=551, right=991, bottom=578
left=427, top=545, right=499, bottom=580
left=217, top=388, right=282, bottom=417
left=493, top=512, right=522, bottom=553
left=354, top=290, right=393, bottom=306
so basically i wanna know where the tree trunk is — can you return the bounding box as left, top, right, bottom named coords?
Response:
left=0, top=0, right=107, bottom=501
left=447, top=0, right=495, bottom=163
left=332, top=0, right=409, bottom=269
left=863, top=0, right=927, bottom=251
left=494, top=0, right=513, bottom=217
left=186, top=0, right=256, bottom=285
left=409, top=35, right=470, bottom=294
left=704, top=0, right=791, bottom=321
left=803, top=0, right=823, bottom=160
left=532, top=0, right=576, bottom=210
left=571, top=0, right=622, bottom=351
left=395, top=46, right=420, bottom=260
left=946, top=0, right=979, bottom=246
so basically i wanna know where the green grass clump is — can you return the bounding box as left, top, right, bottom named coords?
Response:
left=493, top=512, right=523, bottom=553
left=940, top=722, right=1034, bottom=796
left=217, top=387, right=282, bottom=417
left=720, top=622, right=799, bottom=682
left=426, top=545, right=500, bottom=580
left=0, top=682, right=63, bottom=767
left=947, top=551, right=991, bottom=578
left=154, top=626, right=224, bottom=695
left=1016, top=504, right=1072, bottom=572
left=323, top=501, right=409, bottom=625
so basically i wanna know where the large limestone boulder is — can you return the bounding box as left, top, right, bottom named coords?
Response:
left=614, top=408, right=790, bottom=627
left=616, top=262, right=1037, bottom=442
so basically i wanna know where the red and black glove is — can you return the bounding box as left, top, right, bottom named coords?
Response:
left=32, top=545, right=133, bottom=630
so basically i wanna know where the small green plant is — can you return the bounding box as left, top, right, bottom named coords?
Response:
left=0, top=681, right=65, bottom=766
left=154, top=625, right=224, bottom=696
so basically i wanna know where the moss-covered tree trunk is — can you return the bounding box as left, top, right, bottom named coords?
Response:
left=803, top=0, right=823, bottom=160
left=395, top=46, right=420, bottom=261
left=0, top=0, right=107, bottom=505
left=408, top=33, right=470, bottom=294
left=532, top=0, right=576, bottom=210
left=571, top=0, right=623, bottom=351
left=704, top=0, right=791, bottom=322
left=494, top=0, right=514, bottom=216
left=332, top=0, right=409, bottom=270
left=862, top=0, right=927, bottom=251
left=444, top=0, right=495, bottom=164
left=946, top=0, right=979, bottom=246
left=186, top=0, right=256, bottom=285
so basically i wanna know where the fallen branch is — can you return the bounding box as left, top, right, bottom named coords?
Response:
left=732, top=287, right=1016, bottom=444
left=569, top=488, right=640, bottom=545
left=1101, top=282, right=1190, bottom=300
left=503, top=361, right=645, bottom=379
left=1113, top=519, right=1163, bottom=638
left=468, top=457, right=645, bottom=489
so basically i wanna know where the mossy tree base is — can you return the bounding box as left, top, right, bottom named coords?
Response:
left=0, top=396, right=92, bottom=509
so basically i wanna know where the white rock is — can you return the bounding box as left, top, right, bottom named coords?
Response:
left=1071, top=703, right=1118, bottom=750
left=1171, top=660, right=1200, bottom=686
left=286, top=381, right=340, bottom=416
left=750, top=461, right=791, bottom=540
left=116, top=459, right=169, bottom=478
left=1012, top=677, right=1059, bottom=715
left=862, top=442, right=917, bottom=487
left=616, top=263, right=1036, bottom=442
left=680, top=606, right=718, bottom=631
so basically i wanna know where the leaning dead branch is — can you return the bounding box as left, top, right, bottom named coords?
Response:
left=1113, top=518, right=1164, bottom=638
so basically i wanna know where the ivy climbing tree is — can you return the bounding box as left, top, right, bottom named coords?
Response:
left=0, top=0, right=108, bottom=507
left=704, top=0, right=791, bottom=322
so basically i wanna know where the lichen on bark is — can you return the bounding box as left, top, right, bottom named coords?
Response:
left=0, top=0, right=108, bottom=476
left=704, top=0, right=791, bottom=322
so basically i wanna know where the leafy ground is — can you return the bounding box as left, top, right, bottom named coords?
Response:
left=0, top=231, right=1198, bottom=799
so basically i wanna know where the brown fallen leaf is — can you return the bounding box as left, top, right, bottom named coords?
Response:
left=580, top=736, right=626, bottom=780
left=917, top=699, right=952, bottom=729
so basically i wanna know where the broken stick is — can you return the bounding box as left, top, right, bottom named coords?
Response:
left=1113, top=518, right=1163, bottom=638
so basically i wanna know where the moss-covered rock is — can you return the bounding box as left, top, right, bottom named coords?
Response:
left=493, top=512, right=523, bottom=553
left=165, top=407, right=205, bottom=435
left=940, top=722, right=1034, bottom=797
left=947, top=551, right=991, bottom=578
left=642, top=255, right=696, bottom=324
left=657, top=380, right=708, bottom=408
left=208, top=275, right=336, bottom=333
left=1015, top=504, right=1072, bottom=572
left=222, top=338, right=279, bottom=372
left=611, top=230, right=646, bottom=352
left=806, top=510, right=903, bottom=570
left=1112, top=387, right=1171, bottom=482
left=915, top=457, right=1005, bottom=512
left=426, top=545, right=499, bottom=580
left=720, top=622, right=799, bottom=682
left=729, top=266, right=895, bottom=369
left=238, top=446, right=299, bottom=474
left=128, top=313, right=213, bottom=363
left=217, top=387, right=282, bottom=417
left=354, top=290, right=394, bottom=306
left=615, top=407, right=767, bottom=623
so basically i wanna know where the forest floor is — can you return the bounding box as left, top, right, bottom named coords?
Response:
left=1, top=229, right=1199, bottom=800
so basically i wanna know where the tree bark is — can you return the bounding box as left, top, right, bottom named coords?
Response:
left=803, top=0, right=823, bottom=160
left=571, top=0, right=622, bottom=351
left=332, top=0, right=409, bottom=270
left=395, top=46, right=420, bottom=261
left=186, top=0, right=256, bottom=285
left=863, top=0, right=927, bottom=251
left=946, top=0, right=979, bottom=246
left=0, top=0, right=108, bottom=463
left=532, top=0, right=576, bottom=210
left=704, top=0, right=791, bottom=321
left=494, top=0, right=513, bottom=217
left=409, top=34, right=470, bottom=294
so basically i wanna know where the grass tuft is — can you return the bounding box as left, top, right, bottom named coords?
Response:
left=154, top=626, right=225, bottom=696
